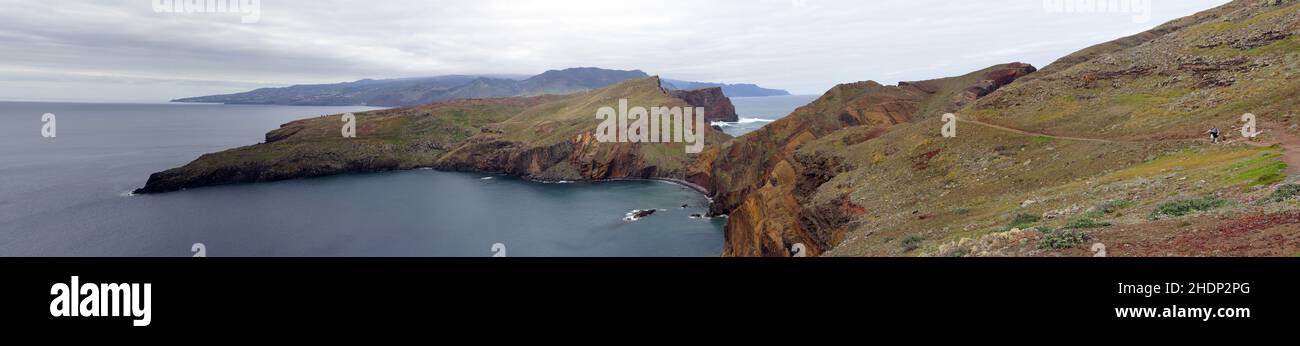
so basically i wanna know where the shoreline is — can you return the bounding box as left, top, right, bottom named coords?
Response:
left=599, top=177, right=710, bottom=196
left=138, top=164, right=715, bottom=198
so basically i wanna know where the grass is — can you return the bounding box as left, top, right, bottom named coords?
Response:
left=1087, top=199, right=1134, bottom=218
left=1030, top=136, right=1054, bottom=145
left=1100, top=146, right=1285, bottom=194
left=1066, top=217, right=1112, bottom=229
left=1150, top=196, right=1229, bottom=219
left=1192, top=36, right=1300, bottom=58
left=1111, top=93, right=1153, bottom=106
left=1106, top=147, right=1256, bottom=182
left=1020, top=94, right=1084, bottom=125
left=1099, top=199, right=1134, bottom=214
left=1226, top=150, right=1287, bottom=187
left=999, top=213, right=1042, bottom=232
left=901, top=234, right=925, bottom=252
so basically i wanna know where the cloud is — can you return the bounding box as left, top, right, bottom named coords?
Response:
left=0, top=0, right=1231, bottom=101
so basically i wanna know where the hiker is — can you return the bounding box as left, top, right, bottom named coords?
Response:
left=1208, top=127, right=1221, bottom=144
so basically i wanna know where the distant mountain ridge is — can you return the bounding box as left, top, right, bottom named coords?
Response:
left=661, top=79, right=790, bottom=97
left=174, top=67, right=790, bottom=107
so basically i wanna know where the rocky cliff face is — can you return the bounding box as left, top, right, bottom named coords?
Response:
left=950, top=63, right=1037, bottom=108
left=670, top=87, right=739, bottom=122
left=700, top=64, right=1039, bottom=256
left=137, top=77, right=731, bottom=194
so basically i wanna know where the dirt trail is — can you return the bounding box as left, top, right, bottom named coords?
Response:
left=959, top=118, right=1300, bottom=175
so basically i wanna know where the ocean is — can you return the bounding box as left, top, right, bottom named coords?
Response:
left=716, top=94, right=819, bottom=136
left=0, top=101, right=724, bottom=257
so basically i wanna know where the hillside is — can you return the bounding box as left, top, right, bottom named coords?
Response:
left=136, top=77, right=732, bottom=194
left=713, top=0, right=1300, bottom=257
left=174, top=68, right=790, bottom=107
left=698, top=63, right=1037, bottom=256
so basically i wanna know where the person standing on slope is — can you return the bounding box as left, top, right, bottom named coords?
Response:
left=1208, top=127, right=1221, bottom=144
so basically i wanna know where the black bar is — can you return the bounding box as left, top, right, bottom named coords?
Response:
left=3, top=258, right=1296, bottom=333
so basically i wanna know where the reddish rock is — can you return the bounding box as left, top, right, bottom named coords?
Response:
left=951, top=62, right=1037, bottom=108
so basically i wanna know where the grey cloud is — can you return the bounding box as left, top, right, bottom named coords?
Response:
left=0, top=0, right=1231, bottom=101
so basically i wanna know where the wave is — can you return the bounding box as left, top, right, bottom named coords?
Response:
left=712, top=117, right=776, bottom=127
left=624, top=209, right=647, bottom=222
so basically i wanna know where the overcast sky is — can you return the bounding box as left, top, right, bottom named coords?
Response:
left=0, top=0, right=1231, bottom=102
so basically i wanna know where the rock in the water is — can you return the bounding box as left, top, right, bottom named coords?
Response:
left=624, top=209, right=657, bottom=221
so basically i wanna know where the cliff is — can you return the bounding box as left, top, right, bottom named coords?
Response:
left=671, top=87, right=739, bottom=122
left=137, top=77, right=731, bottom=194
left=700, top=63, right=1038, bottom=256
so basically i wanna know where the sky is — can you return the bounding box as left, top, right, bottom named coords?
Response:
left=0, top=0, right=1232, bottom=102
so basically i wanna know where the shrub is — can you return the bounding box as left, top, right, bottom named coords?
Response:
left=1256, top=184, right=1300, bottom=205
left=1066, top=217, right=1112, bottom=229
left=1087, top=199, right=1134, bottom=218
left=1150, top=197, right=1228, bottom=219
left=997, top=213, right=1043, bottom=233
left=1008, top=213, right=1041, bottom=228
left=901, top=234, right=925, bottom=252
left=1097, top=199, right=1134, bottom=214
left=1038, top=228, right=1090, bottom=250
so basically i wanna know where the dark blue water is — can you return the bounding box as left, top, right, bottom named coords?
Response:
left=716, top=95, right=819, bottom=136
left=0, top=101, right=724, bottom=257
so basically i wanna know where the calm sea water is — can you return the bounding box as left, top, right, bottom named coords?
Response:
left=717, top=95, right=819, bottom=136
left=0, top=101, right=724, bottom=257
